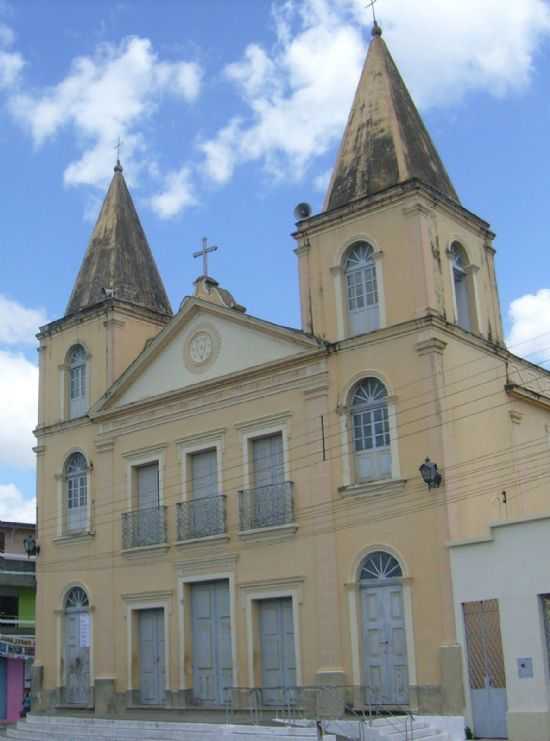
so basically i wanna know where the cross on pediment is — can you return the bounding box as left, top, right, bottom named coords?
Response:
left=193, top=237, right=219, bottom=278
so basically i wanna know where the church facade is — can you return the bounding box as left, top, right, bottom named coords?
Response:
left=32, top=24, right=550, bottom=740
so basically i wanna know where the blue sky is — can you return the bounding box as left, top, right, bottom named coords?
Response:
left=2, top=0, right=550, bottom=520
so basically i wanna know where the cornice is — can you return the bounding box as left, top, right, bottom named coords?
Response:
left=37, top=298, right=169, bottom=340
left=92, top=349, right=328, bottom=423
left=292, top=179, right=494, bottom=243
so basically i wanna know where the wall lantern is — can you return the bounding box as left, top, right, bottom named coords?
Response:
left=419, top=458, right=442, bottom=490
left=23, top=535, right=40, bottom=558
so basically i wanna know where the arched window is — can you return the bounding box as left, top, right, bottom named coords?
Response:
left=68, top=345, right=87, bottom=419
left=65, top=586, right=89, bottom=610
left=65, top=453, right=88, bottom=533
left=359, top=551, right=402, bottom=581
left=451, top=243, right=472, bottom=331
left=345, top=242, right=380, bottom=336
left=351, top=378, right=392, bottom=481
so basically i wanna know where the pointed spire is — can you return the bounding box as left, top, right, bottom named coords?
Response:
left=324, top=24, right=459, bottom=211
left=65, top=165, right=172, bottom=318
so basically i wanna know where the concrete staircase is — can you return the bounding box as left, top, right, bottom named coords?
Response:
left=5, top=714, right=334, bottom=741
left=360, top=716, right=450, bottom=741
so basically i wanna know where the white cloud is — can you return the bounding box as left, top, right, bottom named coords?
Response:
left=0, top=350, right=38, bottom=469
left=0, top=22, right=23, bottom=89
left=150, top=166, right=197, bottom=219
left=344, top=0, right=550, bottom=108
left=0, top=294, right=46, bottom=345
left=507, top=289, right=550, bottom=364
left=9, top=36, right=202, bottom=189
left=0, top=22, right=14, bottom=48
left=201, top=0, right=550, bottom=186
left=0, top=484, right=35, bottom=523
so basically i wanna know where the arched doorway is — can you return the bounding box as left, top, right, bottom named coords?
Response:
left=63, top=586, right=90, bottom=704
left=359, top=551, right=409, bottom=705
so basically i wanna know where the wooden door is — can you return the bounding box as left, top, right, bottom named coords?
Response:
left=252, top=434, right=284, bottom=488
left=362, top=584, right=409, bottom=705
left=139, top=608, right=165, bottom=705
left=463, top=600, right=507, bottom=739
left=137, top=463, right=159, bottom=510
left=63, top=611, right=90, bottom=704
left=191, top=581, right=232, bottom=705
left=260, top=597, right=297, bottom=706
left=190, top=449, right=219, bottom=537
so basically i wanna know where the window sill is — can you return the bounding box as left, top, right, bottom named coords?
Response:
left=175, top=534, right=229, bottom=548
left=239, top=522, right=298, bottom=542
left=54, top=531, right=95, bottom=545
left=121, top=543, right=170, bottom=559
left=338, top=479, right=407, bottom=498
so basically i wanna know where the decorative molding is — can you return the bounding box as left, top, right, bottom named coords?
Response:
left=303, top=384, right=329, bottom=400
left=121, top=590, right=174, bottom=602
left=402, top=202, right=432, bottom=217
left=121, top=443, right=169, bottom=459
left=53, top=531, right=95, bottom=545
left=121, top=544, right=170, bottom=559
left=175, top=553, right=238, bottom=577
left=234, top=410, right=293, bottom=431
left=33, top=445, right=46, bottom=456
left=183, top=322, right=222, bottom=374
left=509, top=409, right=523, bottom=425
left=338, top=479, right=407, bottom=499
left=175, top=534, right=230, bottom=548
left=238, top=522, right=298, bottom=543
left=239, top=575, right=305, bottom=593
left=95, top=439, right=115, bottom=454
left=415, top=337, right=447, bottom=356
left=175, top=427, right=226, bottom=450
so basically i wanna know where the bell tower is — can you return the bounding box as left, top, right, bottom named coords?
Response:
left=37, top=161, right=172, bottom=429
left=294, top=23, right=503, bottom=346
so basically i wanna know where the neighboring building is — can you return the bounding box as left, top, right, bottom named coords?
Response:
left=31, top=22, right=550, bottom=741
left=0, top=521, right=36, bottom=723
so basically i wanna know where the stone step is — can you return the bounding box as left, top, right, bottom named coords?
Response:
left=8, top=718, right=324, bottom=741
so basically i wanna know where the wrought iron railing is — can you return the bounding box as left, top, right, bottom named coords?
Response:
left=238, top=481, right=295, bottom=532
left=121, top=506, right=167, bottom=550
left=224, top=684, right=416, bottom=737
left=176, top=495, right=226, bottom=541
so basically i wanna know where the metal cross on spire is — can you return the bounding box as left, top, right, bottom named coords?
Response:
left=114, top=137, right=123, bottom=172
left=193, top=237, right=219, bottom=278
left=366, top=0, right=377, bottom=23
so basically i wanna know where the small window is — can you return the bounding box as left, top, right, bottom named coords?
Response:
left=344, top=242, right=380, bottom=336
left=65, top=452, right=88, bottom=533
left=451, top=243, right=473, bottom=331
left=190, top=449, right=218, bottom=500
left=351, top=378, right=392, bottom=481
left=68, top=345, right=87, bottom=419
left=251, top=433, right=285, bottom=490
left=0, top=532, right=5, bottom=553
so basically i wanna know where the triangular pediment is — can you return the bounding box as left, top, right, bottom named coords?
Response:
left=93, top=298, right=322, bottom=413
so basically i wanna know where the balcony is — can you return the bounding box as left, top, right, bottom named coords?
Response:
left=0, top=618, right=35, bottom=637
left=121, top=506, right=167, bottom=550
left=0, top=555, right=36, bottom=588
left=177, top=495, right=227, bottom=542
left=239, top=481, right=295, bottom=532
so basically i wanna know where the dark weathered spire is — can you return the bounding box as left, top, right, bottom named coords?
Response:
left=324, top=24, right=459, bottom=211
left=65, top=164, right=172, bottom=317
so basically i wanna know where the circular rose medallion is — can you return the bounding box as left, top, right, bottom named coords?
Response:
left=189, top=332, right=213, bottom=364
